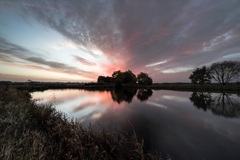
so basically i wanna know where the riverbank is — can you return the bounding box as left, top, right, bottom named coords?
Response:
left=1, top=81, right=240, bottom=93
left=0, top=87, right=160, bottom=160
left=151, top=83, right=240, bottom=93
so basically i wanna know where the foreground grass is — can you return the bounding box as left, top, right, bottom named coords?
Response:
left=0, top=88, right=161, bottom=160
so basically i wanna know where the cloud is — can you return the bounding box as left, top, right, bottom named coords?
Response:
left=162, top=67, right=193, bottom=74
left=146, top=60, right=168, bottom=67
left=0, top=37, right=92, bottom=76
left=74, top=56, right=96, bottom=66
left=26, top=57, right=88, bottom=74
left=0, top=54, right=12, bottom=62
left=1, top=0, right=240, bottom=82
left=50, top=41, right=78, bottom=50
left=222, top=52, right=240, bottom=59
left=0, top=37, right=30, bottom=58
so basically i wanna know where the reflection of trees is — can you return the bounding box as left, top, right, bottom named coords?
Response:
left=211, top=93, right=240, bottom=117
left=137, top=89, right=153, bottom=102
left=110, top=89, right=153, bottom=103
left=189, top=92, right=212, bottom=111
left=110, top=89, right=137, bottom=104
left=237, top=91, right=240, bottom=97
left=190, top=92, right=240, bottom=118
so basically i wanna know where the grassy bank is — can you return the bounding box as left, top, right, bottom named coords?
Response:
left=0, top=87, right=161, bottom=160
left=1, top=81, right=240, bottom=93
left=151, top=83, right=240, bottom=93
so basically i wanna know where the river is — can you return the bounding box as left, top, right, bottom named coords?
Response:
left=31, top=89, right=240, bottom=160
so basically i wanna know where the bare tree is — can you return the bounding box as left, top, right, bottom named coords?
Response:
left=210, top=61, right=240, bottom=85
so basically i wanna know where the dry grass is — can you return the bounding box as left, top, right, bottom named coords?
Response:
left=0, top=88, right=161, bottom=160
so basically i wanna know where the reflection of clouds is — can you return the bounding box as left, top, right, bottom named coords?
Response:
left=31, top=89, right=125, bottom=122
left=31, top=89, right=84, bottom=104
left=74, top=107, right=105, bottom=121
left=72, top=101, right=96, bottom=112
left=146, top=101, right=167, bottom=109
left=162, top=95, right=189, bottom=102
left=91, top=113, right=103, bottom=120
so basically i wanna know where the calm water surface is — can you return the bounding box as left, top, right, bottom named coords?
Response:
left=31, top=89, right=240, bottom=160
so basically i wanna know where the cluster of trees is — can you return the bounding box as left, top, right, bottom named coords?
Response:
left=97, top=70, right=153, bottom=86
left=189, top=61, right=240, bottom=85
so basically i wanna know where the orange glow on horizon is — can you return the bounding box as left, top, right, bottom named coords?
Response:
left=0, top=61, right=95, bottom=82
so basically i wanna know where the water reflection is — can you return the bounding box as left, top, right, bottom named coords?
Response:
left=31, top=89, right=240, bottom=160
left=110, top=88, right=153, bottom=103
left=31, top=89, right=125, bottom=123
left=190, top=92, right=240, bottom=117
left=137, top=89, right=153, bottom=101
left=110, top=88, right=137, bottom=103
left=31, top=88, right=152, bottom=125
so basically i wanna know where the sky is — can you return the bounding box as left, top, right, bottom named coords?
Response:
left=0, top=0, right=240, bottom=82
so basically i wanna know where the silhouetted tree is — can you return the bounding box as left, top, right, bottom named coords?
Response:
left=137, top=72, right=153, bottom=85
left=112, top=70, right=125, bottom=83
left=97, top=76, right=114, bottom=83
left=210, top=61, right=240, bottom=85
left=97, top=76, right=106, bottom=83
left=112, top=70, right=136, bottom=84
left=98, top=70, right=152, bottom=86
left=189, top=66, right=211, bottom=85
left=123, top=70, right=137, bottom=84
left=137, top=89, right=153, bottom=101
left=105, top=76, right=114, bottom=83
left=112, top=70, right=122, bottom=79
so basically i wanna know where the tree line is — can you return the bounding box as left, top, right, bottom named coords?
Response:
left=189, top=61, right=240, bottom=85
left=97, top=70, right=153, bottom=87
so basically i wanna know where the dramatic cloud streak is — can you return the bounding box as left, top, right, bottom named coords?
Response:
left=0, top=0, right=240, bottom=82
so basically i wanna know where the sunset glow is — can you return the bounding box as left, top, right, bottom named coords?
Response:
left=1, top=0, right=240, bottom=82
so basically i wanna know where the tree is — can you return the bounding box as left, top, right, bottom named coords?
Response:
left=112, top=70, right=123, bottom=79
left=123, top=70, right=137, bottom=84
left=210, top=61, right=240, bottom=85
left=97, top=76, right=106, bottom=83
left=112, top=70, right=124, bottom=81
left=189, top=66, right=211, bottom=85
left=97, top=76, right=114, bottom=83
left=112, top=70, right=136, bottom=85
left=137, top=72, right=153, bottom=85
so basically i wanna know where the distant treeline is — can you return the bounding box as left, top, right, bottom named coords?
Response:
left=97, top=70, right=153, bottom=87
left=189, top=61, right=240, bottom=85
